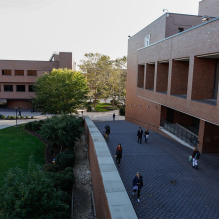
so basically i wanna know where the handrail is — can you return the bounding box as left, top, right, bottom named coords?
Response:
left=160, top=118, right=199, bottom=147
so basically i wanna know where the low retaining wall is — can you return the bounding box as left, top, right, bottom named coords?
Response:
left=84, top=116, right=137, bottom=219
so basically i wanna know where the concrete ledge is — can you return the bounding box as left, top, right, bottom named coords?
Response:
left=84, top=116, right=137, bottom=219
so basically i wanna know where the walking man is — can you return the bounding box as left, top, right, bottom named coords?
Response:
left=192, top=147, right=200, bottom=170
left=132, top=172, right=143, bottom=202
left=137, top=127, right=143, bottom=144
left=113, top=113, right=115, bottom=121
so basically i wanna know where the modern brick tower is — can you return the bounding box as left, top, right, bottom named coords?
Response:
left=126, top=0, right=219, bottom=153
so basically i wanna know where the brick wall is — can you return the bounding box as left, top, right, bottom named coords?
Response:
left=145, top=64, right=155, bottom=90
left=7, top=99, right=32, bottom=109
left=137, top=65, right=145, bottom=88
left=156, top=63, right=169, bottom=92
left=192, top=57, right=215, bottom=99
left=84, top=122, right=111, bottom=219
left=170, top=60, right=189, bottom=95
left=199, top=0, right=219, bottom=17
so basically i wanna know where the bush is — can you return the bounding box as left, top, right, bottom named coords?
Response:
left=45, top=172, right=69, bottom=191
left=87, top=105, right=92, bottom=112
left=56, top=151, right=75, bottom=168
left=66, top=172, right=74, bottom=190
left=110, top=99, right=120, bottom=105
left=0, top=157, right=69, bottom=218
left=7, top=115, right=10, bottom=119
left=2, top=115, right=6, bottom=119
left=20, top=115, right=24, bottom=119
left=0, top=114, right=4, bottom=119
left=10, top=115, right=16, bottom=119
left=119, top=107, right=125, bottom=116
left=64, top=167, right=73, bottom=174
left=43, top=164, right=60, bottom=173
left=40, top=114, right=84, bottom=150
left=32, top=121, right=42, bottom=131
left=26, top=115, right=29, bottom=118
left=93, top=99, right=100, bottom=104
left=25, top=122, right=33, bottom=130
left=57, top=190, right=71, bottom=205
left=49, top=147, right=54, bottom=155
left=31, top=116, right=34, bottom=119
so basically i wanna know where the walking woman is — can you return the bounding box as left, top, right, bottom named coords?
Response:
left=132, top=172, right=143, bottom=202
left=144, top=129, right=150, bottom=143
left=192, top=147, right=200, bottom=170
left=115, top=143, right=122, bottom=167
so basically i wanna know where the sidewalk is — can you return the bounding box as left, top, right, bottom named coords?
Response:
left=94, top=120, right=219, bottom=219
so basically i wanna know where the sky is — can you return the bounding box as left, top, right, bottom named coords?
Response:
left=0, top=0, right=201, bottom=69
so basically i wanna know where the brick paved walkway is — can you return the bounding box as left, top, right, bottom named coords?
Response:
left=94, top=120, right=219, bottom=219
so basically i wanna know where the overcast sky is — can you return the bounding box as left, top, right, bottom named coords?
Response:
left=0, top=0, right=201, bottom=69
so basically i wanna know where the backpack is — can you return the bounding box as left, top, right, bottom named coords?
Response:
left=107, top=126, right=110, bottom=134
left=195, top=151, right=200, bottom=159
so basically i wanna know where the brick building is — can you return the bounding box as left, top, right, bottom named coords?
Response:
left=126, top=0, right=219, bottom=153
left=0, top=52, right=73, bottom=109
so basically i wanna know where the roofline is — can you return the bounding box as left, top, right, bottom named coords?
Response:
left=137, top=16, right=219, bottom=52
left=129, top=12, right=215, bottom=40
left=0, top=59, right=59, bottom=62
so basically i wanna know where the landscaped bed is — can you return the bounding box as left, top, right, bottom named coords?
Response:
left=0, top=125, right=45, bottom=185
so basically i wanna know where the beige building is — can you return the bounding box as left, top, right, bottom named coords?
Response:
left=0, top=52, right=73, bottom=109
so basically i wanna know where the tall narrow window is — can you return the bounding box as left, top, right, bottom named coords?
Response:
left=15, top=70, right=24, bottom=75
left=2, top=70, right=11, bottom=75
left=27, top=70, right=37, bottom=76
left=4, top=85, right=13, bottom=91
left=16, top=85, right=25, bottom=92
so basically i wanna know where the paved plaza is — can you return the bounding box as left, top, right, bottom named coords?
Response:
left=94, top=120, right=219, bottom=219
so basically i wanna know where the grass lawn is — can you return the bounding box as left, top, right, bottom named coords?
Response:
left=0, top=125, right=45, bottom=184
left=94, top=103, right=118, bottom=112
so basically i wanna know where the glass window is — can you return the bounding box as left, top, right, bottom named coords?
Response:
left=29, top=85, right=34, bottom=92
left=16, top=85, right=25, bottom=92
left=4, top=85, right=13, bottom=91
left=15, top=70, right=24, bottom=75
left=27, top=70, right=37, bottom=76
left=2, top=70, right=11, bottom=75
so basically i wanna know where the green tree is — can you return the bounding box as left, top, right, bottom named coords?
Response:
left=40, top=114, right=84, bottom=152
left=79, top=53, right=127, bottom=106
left=32, top=68, right=89, bottom=114
left=0, top=157, right=70, bottom=219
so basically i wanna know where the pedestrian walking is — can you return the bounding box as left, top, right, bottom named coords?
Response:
left=115, top=143, right=122, bottom=167
left=192, top=147, right=200, bottom=170
left=144, top=129, right=150, bottom=143
left=132, top=172, right=143, bottom=202
left=137, top=127, right=143, bottom=144
left=113, top=113, right=115, bottom=121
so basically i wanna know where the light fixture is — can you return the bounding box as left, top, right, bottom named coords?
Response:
left=155, top=106, right=158, bottom=108
left=128, top=35, right=131, bottom=38
left=130, top=104, right=132, bottom=106
left=140, top=105, right=142, bottom=107
left=134, top=105, right=136, bottom=106
left=147, top=106, right=149, bottom=108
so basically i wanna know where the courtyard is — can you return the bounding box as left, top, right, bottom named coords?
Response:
left=95, top=120, right=219, bottom=219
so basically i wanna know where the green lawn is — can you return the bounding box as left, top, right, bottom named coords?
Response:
left=0, top=125, right=45, bottom=184
left=94, top=103, right=118, bottom=112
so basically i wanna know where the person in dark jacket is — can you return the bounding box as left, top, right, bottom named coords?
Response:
left=144, top=129, right=149, bottom=143
left=113, top=113, right=115, bottom=121
left=137, top=127, right=143, bottom=144
left=115, top=143, right=122, bottom=167
left=192, top=147, right=200, bottom=170
left=132, top=172, right=143, bottom=202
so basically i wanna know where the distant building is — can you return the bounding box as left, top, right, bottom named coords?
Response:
left=126, top=0, right=219, bottom=153
left=0, top=52, right=73, bottom=109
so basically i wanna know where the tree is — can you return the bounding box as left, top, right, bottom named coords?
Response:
left=32, top=68, right=89, bottom=114
left=78, top=53, right=114, bottom=107
left=40, top=114, right=84, bottom=152
left=0, top=157, right=70, bottom=219
left=79, top=53, right=127, bottom=107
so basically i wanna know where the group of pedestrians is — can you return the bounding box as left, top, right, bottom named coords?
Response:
left=105, top=124, right=201, bottom=204
left=137, top=127, right=150, bottom=144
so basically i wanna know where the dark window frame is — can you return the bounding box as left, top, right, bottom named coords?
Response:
left=4, top=85, right=13, bottom=92
left=16, top=85, right=26, bottom=92
left=2, top=70, right=11, bottom=75
left=29, top=85, right=34, bottom=92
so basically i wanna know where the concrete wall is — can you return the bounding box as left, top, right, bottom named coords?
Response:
left=199, top=0, right=219, bottom=17
left=84, top=117, right=137, bottom=219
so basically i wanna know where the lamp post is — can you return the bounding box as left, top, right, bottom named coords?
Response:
left=15, top=107, right=18, bottom=127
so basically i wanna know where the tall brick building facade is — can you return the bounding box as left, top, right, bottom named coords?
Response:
left=0, top=52, right=73, bottom=109
left=126, top=0, right=219, bottom=153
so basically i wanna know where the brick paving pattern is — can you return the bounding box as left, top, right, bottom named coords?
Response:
left=94, top=120, right=219, bottom=219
